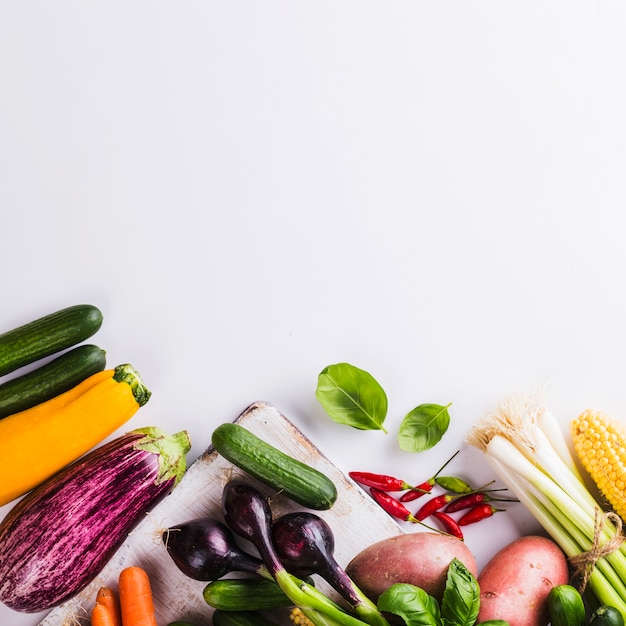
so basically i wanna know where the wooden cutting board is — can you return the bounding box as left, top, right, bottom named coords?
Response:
left=38, top=401, right=405, bottom=626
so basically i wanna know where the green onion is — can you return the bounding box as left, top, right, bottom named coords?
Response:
left=466, top=395, right=626, bottom=618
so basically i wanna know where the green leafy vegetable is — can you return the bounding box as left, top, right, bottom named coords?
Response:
left=441, top=559, right=480, bottom=626
left=316, top=363, right=388, bottom=433
left=398, top=403, right=452, bottom=452
left=376, top=561, right=488, bottom=626
left=377, top=583, right=440, bottom=626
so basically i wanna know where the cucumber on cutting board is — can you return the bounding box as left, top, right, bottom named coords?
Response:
left=211, top=421, right=338, bottom=511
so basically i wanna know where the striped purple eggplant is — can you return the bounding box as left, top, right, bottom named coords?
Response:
left=0, top=425, right=191, bottom=613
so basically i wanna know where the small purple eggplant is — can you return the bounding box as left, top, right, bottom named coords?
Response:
left=221, top=479, right=283, bottom=574
left=162, top=517, right=266, bottom=581
left=270, top=513, right=391, bottom=626
left=0, top=426, right=191, bottom=613
left=271, top=512, right=377, bottom=611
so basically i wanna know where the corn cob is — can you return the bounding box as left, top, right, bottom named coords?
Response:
left=571, top=409, right=626, bottom=521
left=290, top=608, right=316, bottom=626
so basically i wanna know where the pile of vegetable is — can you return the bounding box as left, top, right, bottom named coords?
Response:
left=0, top=304, right=154, bottom=506
left=314, top=363, right=626, bottom=626
left=0, top=304, right=192, bottom=612
left=1, top=311, right=626, bottom=626
left=466, top=394, right=626, bottom=624
left=162, top=467, right=488, bottom=626
left=157, top=421, right=575, bottom=626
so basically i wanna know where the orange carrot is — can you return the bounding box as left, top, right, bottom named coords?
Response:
left=91, top=587, right=121, bottom=626
left=91, top=602, right=119, bottom=626
left=118, top=566, right=157, bottom=626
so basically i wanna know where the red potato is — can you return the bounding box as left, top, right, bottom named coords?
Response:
left=345, top=532, right=478, bottom=602
left=477, top=535, right=570, bottom=626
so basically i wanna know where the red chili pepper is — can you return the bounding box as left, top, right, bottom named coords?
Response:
left=415, top=493, right=455, bottom=521
left=398, top=450, right=461, bottom=503
left=457, top=503, right=503, bottom=526
left=432, top=511, right=464, bottom=540
left=444, top=490, right=518, bottom=514
left=399, top=480, right=433, bottom=502
left=349, top=471, right=412, bottom=492
left=443, top=492, right=490, bottom=513
left=370, top=487, right=418, bottom=523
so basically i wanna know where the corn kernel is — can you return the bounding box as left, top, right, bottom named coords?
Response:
left=571, top=409, right=626, bottom=521
left=290, top=608, right=315, bottom=626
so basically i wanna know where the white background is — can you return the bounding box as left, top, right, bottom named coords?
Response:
left=2, top=2, right=626, bottom=625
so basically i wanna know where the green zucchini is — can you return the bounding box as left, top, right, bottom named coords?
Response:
left=211, top=422, right=338, bottom=510
left=0, top=344, right=106, bottom=419
left=0, top=304, right=103, bottom=377
left=590, top=606, right=625, bottom=626
left=547, top=585, right=586, bottom=626
left=212, top=610, right=280, bottom=626
left=203, top=577, right=294, bottom=611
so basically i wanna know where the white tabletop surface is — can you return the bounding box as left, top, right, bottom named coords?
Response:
left=2, top=2, right=626, bottom=625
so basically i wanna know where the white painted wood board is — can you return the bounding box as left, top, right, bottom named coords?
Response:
left=38, top=401, right=405, bottom=626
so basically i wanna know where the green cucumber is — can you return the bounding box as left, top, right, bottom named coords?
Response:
left=0, top=304, right=103, bottom=377
left=590, top=606, right=625, bottom=626
left=213, top=610, right=280, bottom=626
left=547, top=585, right=586, bottom=626
left=203, top=577, right=294, bottom=611
left=211, top=422, right=338, bottom=510
left=0, top=344, right=106, bottom=419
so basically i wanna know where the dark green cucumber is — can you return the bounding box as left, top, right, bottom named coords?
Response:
left=211, top=422, right=338, bottom=510
left=0, top=344, right=106, bottom=419
left=0, top=304, right=103, bottom=377
left=203, top=577, right=294, bottom=611
left=212, top=610, right=280, bottom=626
left=590, top=606, right=625, bottom=626
left=547, top=585, right=586, bottom=626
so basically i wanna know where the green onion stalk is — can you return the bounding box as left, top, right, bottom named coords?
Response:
left=466, top=395, right=626, bottom=618
left=272, top=569, right=373, bottom=626
left=299, top=607, right=351, bottom=626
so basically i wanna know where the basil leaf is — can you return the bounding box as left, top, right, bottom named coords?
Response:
left=378, top=583, right=441, bottom=626
left=441, top=559, right=480, bottom=626
left=398, top=402, right=452, bottom=452
left=316, top=363, right=388, bottom=432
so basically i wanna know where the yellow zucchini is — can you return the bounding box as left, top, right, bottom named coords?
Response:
left=0, top=363, right=151, bottom=506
